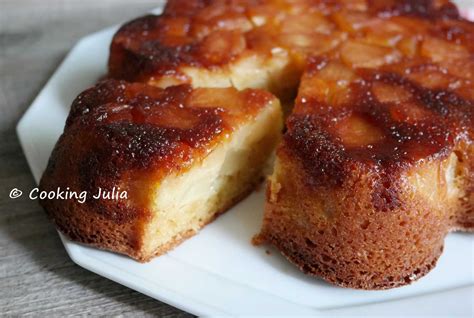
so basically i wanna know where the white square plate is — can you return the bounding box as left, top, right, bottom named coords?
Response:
left=17, top=3, right=474, bottom=316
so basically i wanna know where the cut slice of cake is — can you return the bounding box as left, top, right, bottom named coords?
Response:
left=39, top=80, right=282, bottom=261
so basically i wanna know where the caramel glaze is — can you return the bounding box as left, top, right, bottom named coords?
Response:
left=43, top=79, right=273, bottom=223
left=285, top=57, right=473, bottom=211
left=108, top=0, right=469, bottom=83
left=67, top=81, right=223, bottom=175
left=367, top=0, right=459, bottom=18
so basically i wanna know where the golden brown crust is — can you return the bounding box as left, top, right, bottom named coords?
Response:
left=62, top=79, right=273, bottom=186
left=257, top=149, right=458, bottom=289
left=108, top=1, right=255, bottom=82
left=285, top=66, right=473, bottom=198
left=39, top=79, right=275, bottom=260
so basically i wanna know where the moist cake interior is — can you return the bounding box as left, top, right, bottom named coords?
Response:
left=143, top=102, right=282, bottom=257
